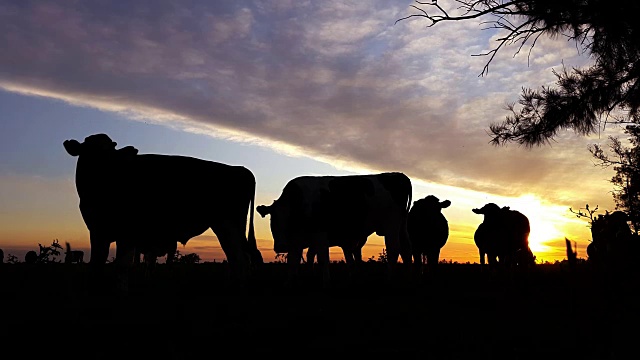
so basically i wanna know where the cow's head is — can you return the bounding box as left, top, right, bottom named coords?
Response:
left=608, top=210, right=629, bottom=224
left=257, top=181, right=314, bottom=254
left=594, top=210, right=632, bottom=246
left=472, top=202, right=501, bottom=217
left=415, top=195, right=451, bottom=213
left=257, top=199, right=292, bottom=253
left=64, top=133, right=138, bottom=158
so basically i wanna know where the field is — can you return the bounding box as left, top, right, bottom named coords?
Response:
left=1, top=260, right=638, bottom=359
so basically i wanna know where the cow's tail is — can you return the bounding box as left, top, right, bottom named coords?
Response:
left=247, top=171, right=264, bottom=265
left=400, top=173, right=412, bottom=263
left=405, top=175, right=412, bottom=216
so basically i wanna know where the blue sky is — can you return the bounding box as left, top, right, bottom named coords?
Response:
left=0, top=0, right=620, bottom=263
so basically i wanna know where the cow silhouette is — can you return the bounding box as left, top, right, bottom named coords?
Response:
left=134, top=241, right=178, bottom=265
left=472, top=203, right=533, bottom=270
left=588, top=210, right=638, bottom=270
left=64, top=242, right=84, bottom=264
left=407, top=195, right=451, bottom=274
left=63, top=133, right=263, bottom=289
left=257, top=172, right=412, bottom=286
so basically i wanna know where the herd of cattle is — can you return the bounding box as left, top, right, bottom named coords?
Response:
left=60, top=133, right=635, bottom=288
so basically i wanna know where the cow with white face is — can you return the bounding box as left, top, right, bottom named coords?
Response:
left=63, top=133, right=263, bottom=291
left=256, top=172, right=413, bottom=286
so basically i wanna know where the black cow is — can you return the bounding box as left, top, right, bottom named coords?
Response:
left=407, top=195, right=451, bottom=274
left=64, top=242, right=85, bottom=264
left=472, top=203, right=533, bottom=270
left=256, top=172, right=413, bottom=285
left=63, top=133, right=263, bottom=289
left=588, top=210, right=638, bottom=270
left=134, top=241, right=178, bottom=265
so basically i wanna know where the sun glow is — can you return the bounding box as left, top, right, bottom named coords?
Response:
left=509, top=194, right=565, bottom=254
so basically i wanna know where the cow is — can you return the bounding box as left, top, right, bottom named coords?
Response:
left=63, top=133, right=263, bottom=290
left=407, top=195, right=451, bottom=275
left=588, top=210, right=638, bottom=271
left=134, top=241, right=179, bottom=265
left=64, top=242, right=85, bottom=264
left=472, top=203, right=533, bottom=270
left=256, top=172, right=413, bottom=286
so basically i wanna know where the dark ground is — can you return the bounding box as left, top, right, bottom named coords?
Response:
left=0, top=261, right=638, bottom=359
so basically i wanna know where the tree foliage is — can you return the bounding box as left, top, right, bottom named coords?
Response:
left=398, top=0, right=640, bottom=147
left=174, top=250, right=201, bottom=264
left=590, top=125, right=640, bottom=233
left=36, top=239, right=64, bottom=264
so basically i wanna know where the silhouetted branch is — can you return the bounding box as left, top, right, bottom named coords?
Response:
left=396, top=1, right=585, bottom=77
left=569, top=203, right=599, bottom=228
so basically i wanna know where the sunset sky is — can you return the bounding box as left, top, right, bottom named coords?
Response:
left=0, top=0, right=623, bottom=264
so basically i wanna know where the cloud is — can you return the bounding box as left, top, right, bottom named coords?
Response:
left=0, top=0, right=617, bottom=207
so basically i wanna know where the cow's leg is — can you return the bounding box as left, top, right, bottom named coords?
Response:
left=311, top=233, right=331, bottom=287
left=353, top=243, right=364, bottom=263
left=385, top=233, right=401, bottom=265
left=215, top=227, right=252, bottom=286
left=399, top=225, right=413, bottom=265
left=316, top=246, right=331, bottom=288
left=426, top=248, right=441, bottom=273
left=412, top=249, right=424, bottom=277
left=89, top=231, right=110, bottom=267
left=142, top=252, right=158, bottom=279
left=115, top=241, right=136, bottom=294
left=286, top=246, right=304, bottom=287
left=306, top=246, right=317, bottom=266
left=384, top=233, right=411, bottom=282
left=166, top=242, right=177, bottom=265
left=340, top=246, right=357, bottom=280
left=341, top=247, right=353, bottom=265
left=133, top=248, right=142, bottom=265
left=88, top=232, right=111, bottom=293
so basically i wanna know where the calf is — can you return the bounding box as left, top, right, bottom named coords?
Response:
left=65, top=242, right=85, bottom=264
left=407, top=195, right=451, bottom=275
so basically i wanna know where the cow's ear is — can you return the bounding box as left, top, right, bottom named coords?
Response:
left=63, top=140, right=82, bottom=157
left=441, top=200, right=452, bottom=209
left=256, top=205, right=270, bottom=218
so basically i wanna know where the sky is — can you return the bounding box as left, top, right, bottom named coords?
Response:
left=0, top=0, right=624, bottom=264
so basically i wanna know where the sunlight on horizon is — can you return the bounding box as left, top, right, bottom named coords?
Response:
left=510, top=194, right=574, bottom=255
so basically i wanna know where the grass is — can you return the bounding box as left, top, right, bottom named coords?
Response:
left=0, top=260, right=637, bottom=359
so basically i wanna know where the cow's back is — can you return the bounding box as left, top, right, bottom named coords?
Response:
left=372, top=172, right=412, bottom=214
left=283, top=173, right=410, bottom=240
left=80, top=153, right=254, bottom=240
